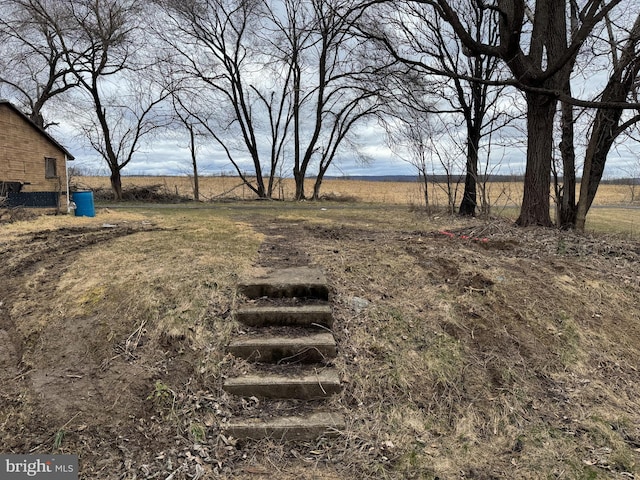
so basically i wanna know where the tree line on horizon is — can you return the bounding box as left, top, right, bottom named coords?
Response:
left=1, top=0, right=639, bottom=229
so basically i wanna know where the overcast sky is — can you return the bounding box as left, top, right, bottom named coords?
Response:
left=4, top=0, right=639, bottom=181
left=45, top=40, right=640, bottom=181
left=54, top=120, right=419, bottom=178
left=55, top=115, right=640, bottom=180
left=49, top=79, right=639, bottom=180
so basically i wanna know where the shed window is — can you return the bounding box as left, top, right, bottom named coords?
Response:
left=45, top=157, right=57, bottom=178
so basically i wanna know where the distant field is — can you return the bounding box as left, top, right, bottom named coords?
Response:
left=74, top=175, right=638, bottom=208
left=73, top=175, right=640, bottom=237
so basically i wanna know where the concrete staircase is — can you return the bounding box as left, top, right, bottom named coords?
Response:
left=223, top=267, right=345, bottom=441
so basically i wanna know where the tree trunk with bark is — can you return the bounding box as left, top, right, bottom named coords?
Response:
left=516, top=91, right=556, bottom=227
left=110, top=169, right=123, bottom=201
left=312, top=176, right=323, bottom=200
left=459, top=128, right=480, bottom=216
left=189, top=126, right=199, bottom=202
left=558, top=92, right=577, bottom=228
left=576, top=14, right=640, bottom=230
left=294, top=170, right=306, bottom=200
left=575, top=106, right=626, bottom=229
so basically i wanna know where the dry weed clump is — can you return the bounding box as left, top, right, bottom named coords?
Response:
left=0, top=207, right=39, bottom=224
left=89, top=183, right=192, bottom=202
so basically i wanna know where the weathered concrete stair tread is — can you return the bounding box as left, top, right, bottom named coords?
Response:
left=224, top=412, right=345, bottom=441
left=228, top=332, right=337, bottom=363
left=223, top=369, right=341, bottom=399
left=236, top=304, right=333, bottom=328
left=238, top=267, right=329, bottom=300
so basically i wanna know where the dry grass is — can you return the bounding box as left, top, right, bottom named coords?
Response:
left=74, top=175, right=639, bottom=207
left=70, top=175, right=640, bottom=239
left=0, top=208, right=264, bottom=477
left=2, top=203, right=640, bottom=478
left=236, top=208, right=640, bottom=479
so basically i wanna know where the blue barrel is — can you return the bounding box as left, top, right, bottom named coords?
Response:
left=72, top=191, right=95, bottom=217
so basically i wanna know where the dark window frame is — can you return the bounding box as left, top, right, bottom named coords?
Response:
left=45, top=157, right=57, bottom=178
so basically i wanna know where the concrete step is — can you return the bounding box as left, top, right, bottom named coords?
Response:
left=224, top=411, right=345, bottom=441
left=238, top=267, right=329, bottom=300
left=223, top=369, right=342, bottom=399
left=228, top=332, right=337, bottom=364
left=236, top=304, right=333, bottom=328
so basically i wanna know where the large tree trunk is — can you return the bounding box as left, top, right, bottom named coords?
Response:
left=459, top=169, right=477, bottom=216
left=575, top=14, right=640, bottom=230
left=312, top=176, right=323, bottom=200
left=575, top=107, right=625, bottom=230
left=294, top=170, right=305, bottom=200
left=516, top=92, right=556, bottom=227
left=459, top=129, right=480, bottom=216
left=558, top=92, right=577, bottom=228
left=459, top=54, right=486, bottom=217
left=110, top=169, right=123, bottom=201
left=253, top=159, right=267, bottom=198
left=312, top=156, right=333, bottom=200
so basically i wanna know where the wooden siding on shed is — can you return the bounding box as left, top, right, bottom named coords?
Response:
left=0, top=103, right=69, bottom=195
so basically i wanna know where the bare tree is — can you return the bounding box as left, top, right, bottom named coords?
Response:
left=550, top=9, right=640, bottom=229
left=156, top=0, right=387, bottom=200
left=380, top=77, right=436, bottom=209
left=170, top=94, right=205, bottom=201
left=398, top=0, right=630, bottom=226
left=272, top=0, right=386, bottom=200
left=157, top=0, right=291, bottom=198
left=363, top=2, right=511, bottom=217
left=383, top=98, right=467, bottom=213
left=393, top=121, right=435, bottom=209
left=406, top=1, right=638, bottom=229
left=0, top=0, right=79, bottom=128
left=450, top=5, right=506, bottom=216
left=0, top=0, right=170, bottom=199
left=617, top=157, right=640, bottom=204
left=58, top=0, right=171, bottom=200
left=556, top=85, right=579, bottom=228
left=574, top=13, right=640, bottom=229
left=401, top=2, right=506, bottom=216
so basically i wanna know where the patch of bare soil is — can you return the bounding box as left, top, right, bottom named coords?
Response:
left=0, top=223, right=170, bottom=472
left=253, top=219, right=314, bottom=268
